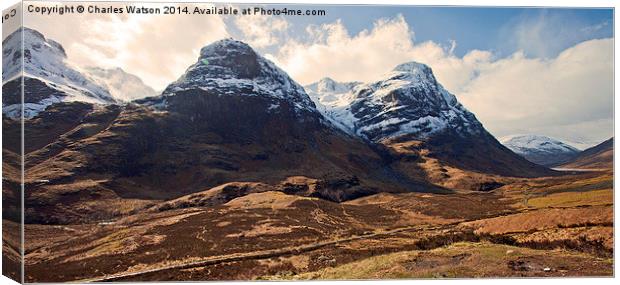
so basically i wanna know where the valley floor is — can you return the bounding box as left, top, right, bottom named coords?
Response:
left=4, top=170, right=613, bottom=282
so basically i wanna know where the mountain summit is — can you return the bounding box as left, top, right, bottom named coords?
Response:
left=306, top=62, right=483, bottom=141
left=352, top=61, right=483, bottom=141
left=501, top=135, right=580, bottom=166
left=307, top=77, right=360, bottom=94
left=157, top=39, right=316, bottom=114
left=305, top=77, right=361, bottom=134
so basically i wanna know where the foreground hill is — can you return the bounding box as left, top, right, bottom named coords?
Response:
left=560, top=138, right=613, bottom=170
left=19, top=172, right=613, bottom=282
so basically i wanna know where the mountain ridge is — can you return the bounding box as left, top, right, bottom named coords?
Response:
left=559, top=137, right=613, bottom=170
left=7, top=37, right=441, bottom=224
left=305, top=62, right=483, bottom=142
left=4, top=34, right=559, bottom=225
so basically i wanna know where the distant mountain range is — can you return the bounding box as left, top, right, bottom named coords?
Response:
left=4, top=27, right=604, bottom=225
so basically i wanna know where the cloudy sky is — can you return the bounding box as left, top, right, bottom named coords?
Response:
left=15, top=2, right=614, bottom=148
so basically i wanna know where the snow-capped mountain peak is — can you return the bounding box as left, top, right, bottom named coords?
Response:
left=3, top=28, right=66, bottom=81
left=392, top=61, right=434, bottom=79
left=305, top=77, right=361, bottom=95
left=379, top=61, right=458, bottom=108
left=501, top=134, right=580, bottom=166
left=501, top=134, right=579, bottom=153
left=2, top=27, right=160, bottom=119
left=2, top=27, right=120, bottom=118
left=316, top=77, right=339, bottom=93
left=160, top=38, right=316, bottom=113
left=311, top=77, right=359, bottom=94
left=306, top=61, right=484, bottom=141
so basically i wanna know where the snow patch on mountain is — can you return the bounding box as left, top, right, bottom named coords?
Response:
left=2, top=28, right=115, bottom=102
left=305, top=77, right=361, bottom=134
left=2, top=96, right=63, bottom=119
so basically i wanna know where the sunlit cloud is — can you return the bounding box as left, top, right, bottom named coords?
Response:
left=459, top=39, right=613, bottom=145
left=233, top=13, right=289, bottom=48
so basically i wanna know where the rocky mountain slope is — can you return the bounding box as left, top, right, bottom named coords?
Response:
left=305, top=63, right=553, bottom=181
left=501, top=135, right=580, bottom=167
left=560, top=138, right=613, bottom=170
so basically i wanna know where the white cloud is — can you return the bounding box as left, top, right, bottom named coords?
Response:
left=580, top=20, right=609, bottom=34
left=234, top=14, right=289, bottom=48
left=268, top=15, right=423, bottom=85
left=458, top=38, right=613, bottom=146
